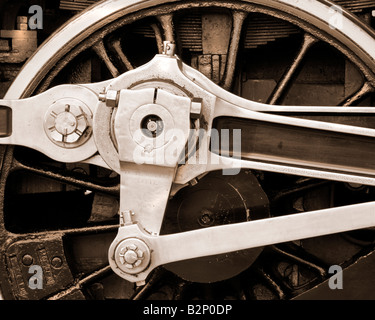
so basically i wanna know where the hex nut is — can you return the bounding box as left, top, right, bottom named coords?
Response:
left=99, top=89, right=119, bottom=108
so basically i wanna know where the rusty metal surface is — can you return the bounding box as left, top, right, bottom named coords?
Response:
left=5, top=237, right=74, bottom=300
left=244, top=14, right=300, bottom=49
left=295, top=250, right=375, bottom=299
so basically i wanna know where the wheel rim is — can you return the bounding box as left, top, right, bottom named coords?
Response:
left=1, top=0, right=375, bottom=300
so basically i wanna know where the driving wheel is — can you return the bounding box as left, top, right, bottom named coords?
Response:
left=1, top=0, right=375, bottom=300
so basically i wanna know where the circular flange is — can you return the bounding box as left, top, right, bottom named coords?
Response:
left=94, top=78, right=193, bottom=173
left=114, top=238, right=151, bottom=275
left=130, top=103, right=174, bottom=150
left=162, top=170, right=270, bottom=283
left=44, top=98, right=93, bottom=149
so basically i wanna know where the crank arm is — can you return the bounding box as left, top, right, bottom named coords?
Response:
left=175, top=99, right=375, bottom=185
left=175, top=63, right=375, bottom=186
left=109, top=200, right=375, bottom=284
left=0, top=85, right=98, bottom=163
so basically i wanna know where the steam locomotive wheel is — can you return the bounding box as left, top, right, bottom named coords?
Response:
left=1, top=0, right=375, bottom=300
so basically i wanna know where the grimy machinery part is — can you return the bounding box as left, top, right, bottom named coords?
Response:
left=0, top=0, right=375, bottom=300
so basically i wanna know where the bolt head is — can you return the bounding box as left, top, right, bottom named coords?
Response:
left=51, top=256, right=63, bottom=268
left=163, top=41, right=176, bottom=56
left=127, top=244, right=137, bottom=251
left=141, top=114, right=164, bottom=138
left=44, top=100, right=92, bottom=148
left=99, top=89, right=118, bottom=108
left=22, top=254, right=33, bottom=266
left=114, top=238, right=150, bottom=275
left=54, top=111, right=77, bottom=135
left=198, top=209, right=214, bottom=226
left=124, top=250, right=139, bottom=265
left=147, top=121, right=158, bottom=132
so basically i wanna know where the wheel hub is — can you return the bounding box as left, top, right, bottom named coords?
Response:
left=162, top=170, right=270, bottom=283
left=114, top=238, right=151, bottom=274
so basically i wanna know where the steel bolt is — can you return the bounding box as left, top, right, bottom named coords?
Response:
left=51, top=256, right=63, bottom=268
left=22, top=254, right=33, bottom=266
left=49, top=104, right=87, bottom=143
left=99, top=89, right=119, bottom=108
left=124, top=249, right=139, bottom=265
left=119, top=244, right=145, bottom=269
left=198, top=209, right=214, bottom=226
left=146, top=120, right=158, bottom=133
left=54, top=111, right=77, bottom=135
left=163, top=40, right=176, bottom=56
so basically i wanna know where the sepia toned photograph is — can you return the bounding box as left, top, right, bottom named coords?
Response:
left=0, top=0, right=375, bottom=308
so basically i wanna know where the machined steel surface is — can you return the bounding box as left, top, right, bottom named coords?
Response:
left=0, top=85, right=97, bottom=162
left=1, top=0, right=375, bottom=299
left=109, top=200, right=375, bottom=283
left=3, top=51, right=375, bottom=282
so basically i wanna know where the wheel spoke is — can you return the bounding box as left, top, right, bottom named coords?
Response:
left=109, top=38, right=134, bottom=71
left=151, top=23, right=164, bottom=54
left=222, top=11, right=248, bottom=90
left=340, top=81, right=375, bottom=106
left=271, top=245, right=326, bottom=277
left=92, top=40, right=120, bottom=78
left=267, top=33, right=317, bottom=105
left=256, top=267, right=286, bottom=299
left=157, top=13, right=175, bottom=42
left=270, top=179, right=329, bottom=203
